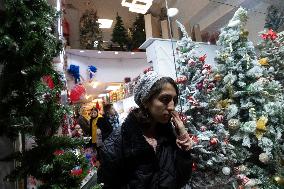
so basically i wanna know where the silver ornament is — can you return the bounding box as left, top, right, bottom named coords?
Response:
left=259, top=153, right=269, bottom=163
left=228, top=119, right=240, bottom=130
left=222, top=167, right=231, bottom=175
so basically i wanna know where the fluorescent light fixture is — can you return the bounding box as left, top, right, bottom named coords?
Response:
left=98, top=19, right=113, bottom=29
left=98, top=51, right=102, bottom=54
left=106, top=85, right=120, bottom=91
left=98, top=93, right=107, bottom=98
left=167, top=8, right=179, bottom=17
left=80, top=50, right=85, bottom=53
left=115, top=51, right=119, bottom=55
left=121, top=0, right=153, bottom=14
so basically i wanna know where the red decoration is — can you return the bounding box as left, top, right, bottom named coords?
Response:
left=209, top=137, right=218, bottom=145
left=143, top=67, right=153, bottom=74
left=69, top=84, right=86, bottom=102
left=199, top=54, right=207, bottom=63
left=179, top=113, right=187, bottom=123
left=192, top=135, right=199, bottom=143
left=224, top=138, right=229, bottom=144
left=196, top=82, right=203, bottom=90
left=42, top=75, right=55, bottom=89
left=261, top=29, right=278, bottom=40
left=53, top=149, right=64, bottom=156
left=213, top=114, right=224, bottom=123
left=176, top=76, right=187, bottom=84
left=188, top=96, right=199, bottom=106
left=192, top=162, right=197, bottom=171
left=96, top=101, right=101, bottom=111
left=237, top=174, right=250, bottom=185
left=71, top=168, right=83, bottom=176
left=188, top=59, right=196, bottom=66
left=62, top=17, right=70, bottom=37
left=202, top=64, right=211, bottom=70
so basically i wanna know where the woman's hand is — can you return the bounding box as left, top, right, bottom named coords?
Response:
left=171, top=111, right=187, bottom=136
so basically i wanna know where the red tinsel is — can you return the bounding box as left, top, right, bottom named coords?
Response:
left=70, top=168, right=83, bottom=176
left=199, top=54, right=207, bottom=63
left=261, top=29, right=278, bottom=40
left=69, top=84, right=86, bottom=102
left=42, top=75, right=55, bottom=89
left=53, top=149, right=64, bottom=156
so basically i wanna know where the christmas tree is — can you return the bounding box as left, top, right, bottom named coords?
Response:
left=111, top=13, right=128, bottom=51
left=175, top=21, right=236, bottom=188
left=214, top=7, right=284, bottom=188
left=264, top=5, right=284, bottom=32
left=80, top=9, right=103, bottom=50
left=131, top=14, right=146, bottom=50
left=0, top=1, right=87, bottom=188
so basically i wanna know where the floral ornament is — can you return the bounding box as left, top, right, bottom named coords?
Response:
left=255, top=116, right=268, bottom=140
left=261, top=29, right=278, bottom=40
left=199, top=54, right=207, bottom=63
left=258, top=57, right=269, bottom=66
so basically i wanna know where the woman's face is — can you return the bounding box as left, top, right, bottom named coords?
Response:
left=90, top=109, right=98, bottom=118
left=145, top=83, right=177, bottom=124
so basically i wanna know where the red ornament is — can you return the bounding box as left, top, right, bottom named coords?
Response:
left=96, top=101, right=101, bottom=111
left=199, top=54, right=207, bottom=63
left=202, top=64, right=211, bottom=70
left=71, top=168, right=83, bottom=176
left=53, top=149, right=64, bottom=156
left=261, top=29, right=278, bottom=40
left=176, top=76, right=187, bottom=84
left=213, top=114, right=224, bottom=123
left=188, top=96, right=199, bottom=106
left=192, top=162, right=197, bottom=171
left=188, top=59, right=196, bottom=66
left=42, top=75, right=55, bottom=89
left=209, top=137, right=218, bottom=145
left=196, top=82, right=203, bottom=90
left=237, top=174, right=250, bottom=185
left=143, top=67, right=153, bottom=74
left=192, top=135, right=199, bottom=143
left=179, top=113, right=187, bottom=123
left=69, top=84, right=86, bottom=102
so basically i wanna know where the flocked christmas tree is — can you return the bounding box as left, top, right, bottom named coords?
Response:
left=111, top=13, right=128, bottom=51
left=131, top=14, right=146, bottom=50
left=80, top=9, right=103, bottom=50
left=214, top=7, right=284, bottom=188
left=0, top=1, right=87, bottom=188
left=175, top=21, right=236, bottom=188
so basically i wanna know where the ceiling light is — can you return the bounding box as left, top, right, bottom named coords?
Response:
left=80, top=50, right=85, bottom=53
left=115, top=51, right=118, bottom=55
left=106, top=86, right=120, bottom=91
left=98, top=94, right=107, bottom=98
left=85, top=95, right=91, bottom=99
left=131, top=52, right=135, bottom=55
left=92, top=81, right=99, bottom=88
left=98, top=19, right=113, bottom=29
left=121, top=0, right=153, bottom=14
left=167, top=8, right=179, bottom=17
left=98, top=51, right=102, bottom=54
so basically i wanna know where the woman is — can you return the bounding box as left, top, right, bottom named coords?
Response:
left=97, top=71, right=193, bottom=189
left=103, top=103, right=120, bottom=128
left=90, top=108, right=113, bottom=148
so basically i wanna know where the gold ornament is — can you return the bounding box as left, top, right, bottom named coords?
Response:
left=240, top=29, right=249, bottom=38
left=228, top=119, right=240, bottom=130
left=274, top=176, right=284, bottom=186
left=258, top=57, right=269, bottom=66
left=217, top=99, right=230, bottom=109
left=214, top=74, right=222, bottom=82
left=255, top=116, right=268, bottom=140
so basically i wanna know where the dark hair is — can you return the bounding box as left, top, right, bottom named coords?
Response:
left=90, top=107, right=98, bottom=113
left=132, top=77, right=179, bottom=126
left=103, top=104, right=113, bottom=114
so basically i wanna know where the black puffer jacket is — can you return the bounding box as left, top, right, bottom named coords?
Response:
left=97, top=111, right=192, bottom=189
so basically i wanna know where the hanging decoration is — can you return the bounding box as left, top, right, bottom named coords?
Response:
left=69, top=84, right=86, bottom=102
left=88, top=65, right=97, bottom=79
left=42, top=75, right=55, bottom=89
left=68, top=64, right=81, bottom=84
left=96, top=101, right=101, bottom=111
